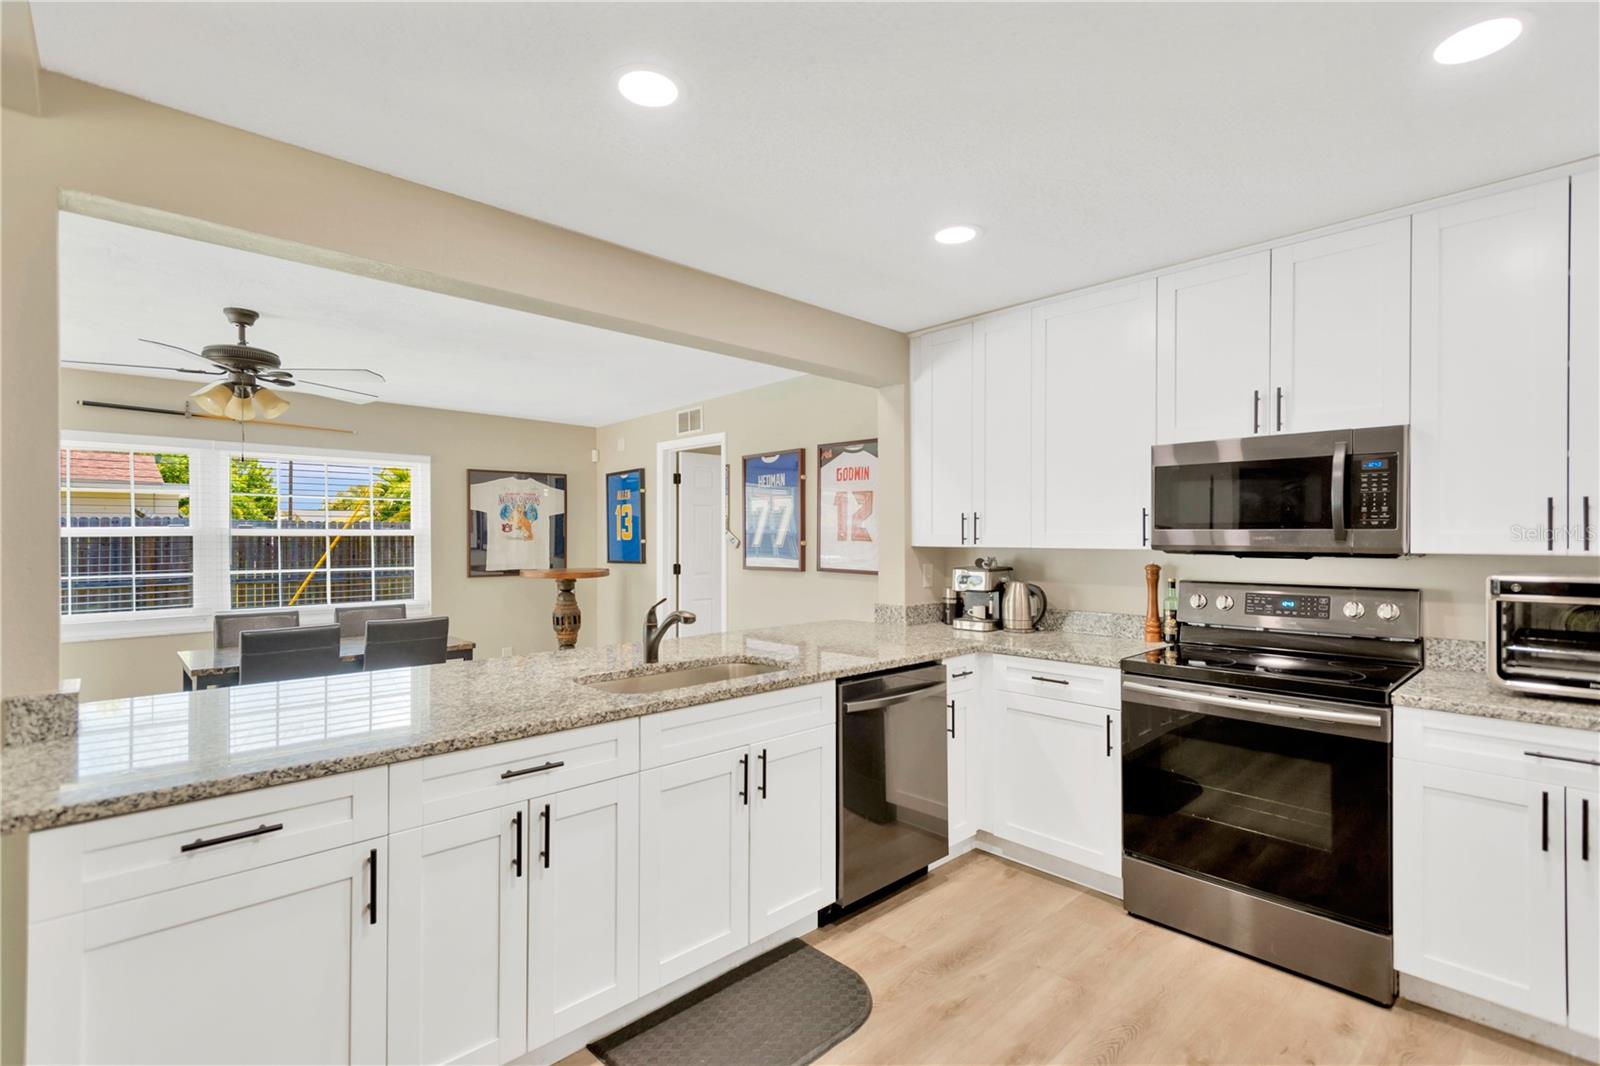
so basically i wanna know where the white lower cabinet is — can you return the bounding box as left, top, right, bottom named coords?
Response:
left=749, top=725, right=836, bottom=940
left=28, top=841, right=387, bottom=1065
left=946, top=657, right=981, bottom=845
left=389, top=806, right=527, bottom=1066
left=638, top=746, right=752, bottom=995
left=1567, top=787, right=1599, bottom=1039
left=527, top=776, right=640, bottom=1049
left=989, top=691, right=1121, bottom=878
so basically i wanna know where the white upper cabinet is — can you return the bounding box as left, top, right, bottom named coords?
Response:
left=1156, top=251, right=1271, bottom=444
left=973, top=310, right=1033, bottom=547
left=911, top=322, right=976, bottom=546
left=1570, top=169, right=1598, bottom=555
left=1269, top=218, right=1411, bottom=434
left=1411, top=178, right=1571, bottom=554
left=1031, top=280, right=1157, bottom=548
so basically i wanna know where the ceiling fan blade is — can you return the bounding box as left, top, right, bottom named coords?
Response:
left=283, top=367, right=388, bottom=382
left=138, top=338, right=215, bottom=365
left=64, top=359, right=222, bottom=376
left=297, top=378, right=378, bottom=404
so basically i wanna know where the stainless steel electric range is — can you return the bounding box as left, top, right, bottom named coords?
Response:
left=1119, top=581, right=1423, bottom=1005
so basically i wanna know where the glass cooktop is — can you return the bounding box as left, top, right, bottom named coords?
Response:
left=1121, top=644, right=1421, bottom=706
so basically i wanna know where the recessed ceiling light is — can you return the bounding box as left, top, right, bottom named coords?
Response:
left=934, top=225, right=981, bottom=245
left=618, top=69, right=679, bottom=108
left=1433, top=17, right=1522, bottom=65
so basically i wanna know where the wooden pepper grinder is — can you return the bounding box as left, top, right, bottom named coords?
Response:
left=1144, top=563, right=1164, bottom=642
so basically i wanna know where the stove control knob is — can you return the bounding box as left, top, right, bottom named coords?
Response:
left=1189, top=593, right=1208, bottom=610
left=1376, top=601, right=1401, bottom=622
left=1215, top=594, right=1234, bottom=611
left=1343, top=601, right=1367, bottom=619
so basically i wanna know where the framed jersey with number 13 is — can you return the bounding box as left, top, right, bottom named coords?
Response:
left=605, top=468, right=645, bottom=564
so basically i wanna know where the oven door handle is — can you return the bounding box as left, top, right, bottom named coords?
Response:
left=1121, top=680, right=1384, bottom=730
left=1331, top=439, right=1348, bottom=542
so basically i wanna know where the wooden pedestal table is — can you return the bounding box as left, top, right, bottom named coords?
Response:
left=518, top=568, right=611, bottom=650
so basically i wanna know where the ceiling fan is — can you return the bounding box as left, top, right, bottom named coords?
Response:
left=63, top=306, right=387, bottom=421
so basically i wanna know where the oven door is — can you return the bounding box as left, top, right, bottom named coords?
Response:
left=1120, top=678, right=1392, bottom=933
left=1150, top=425, right=1406, bottom=555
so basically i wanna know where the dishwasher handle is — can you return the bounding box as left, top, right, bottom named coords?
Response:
left=842, top=680, right=947, bottom=714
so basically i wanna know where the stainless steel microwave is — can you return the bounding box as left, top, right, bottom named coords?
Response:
left=1150, top=425, right=1408, bottom=556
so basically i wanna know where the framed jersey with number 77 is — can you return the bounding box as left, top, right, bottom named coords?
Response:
left=817, top=439, right=878, bottom=574
left=742, top=449, right=805, bottom=571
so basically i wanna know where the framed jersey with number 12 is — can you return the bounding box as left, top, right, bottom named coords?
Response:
left=817, top=439, right=878, bottom=574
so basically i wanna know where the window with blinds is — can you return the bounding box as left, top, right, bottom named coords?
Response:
left=58, top=448, right=195, bottom=615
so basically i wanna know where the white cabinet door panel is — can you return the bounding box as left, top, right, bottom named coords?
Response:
left=389, top=808, right=527, bottom=1066
left=28, top=843, right=386, bottom=1066
left=1570, top=170, right=1598, bottom=555
left=638, top=748, right=750, bottom=994
left=1031, top=280, right=1157, bottom=548
left=1411, top=179, right=1570, bottom=554
left=911, top=323, right=975, bottom=546
left=1393, top=759, right=1567, bottom=1024
left=948, top=687, right=973, bottom=845
left=528, top=776, right=640, bottom=1049
left=1270, top=218, right=1411, bottom=434
left=749, top=726, right=836, bottom=940
left=973, top=310, right=1032, bottom=547
left=1156, top=252, right=1271, bottom=444
left=990, top=693, right=1120, bottom=876
left=1569, top=787, right=1599, bottom=1039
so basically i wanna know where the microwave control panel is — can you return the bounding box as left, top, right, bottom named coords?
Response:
left=1351, top=453, right=1398, bottom=529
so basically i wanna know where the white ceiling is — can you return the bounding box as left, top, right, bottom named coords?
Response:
left=31, top=3, right=1600, bottom=332
left=56, top=212, right=798, bottom=426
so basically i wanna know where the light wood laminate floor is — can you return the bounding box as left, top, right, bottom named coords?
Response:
left=562, top=851, right=1580, bottom=1065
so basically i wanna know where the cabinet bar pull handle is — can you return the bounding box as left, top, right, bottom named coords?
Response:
left=1030, top=675, right=1071, bottom=686
left=948, top=699, right=957, bottom=739
left=973, top=512, right=981, bottom=543
left=512, top=810, right=524, bottom=877
left=1585, top=496, right=1592, bottom=552
left=960, top=513, right=968, bottom=545
left=502, top=759, right=564, bottom=779
left=739, top=753, right=749, bottom=805
left=1141, top=507, right=1149, bottom=546
left=1252, top=389, right=1260, bottom=434
left=539, top=803, right=551, bottom=869
left=1275, top=386, right=1284, bottom=431
left=1105, top=714, right=1113, bottom=757
left=366, top=847, right=379, bottom=926
left=1542, top=791, right=1550, bottom=852
left=1547, top=497, right=1555, bottom=551
left=180, top=822, right=283, bottom=853
left=1523, top=750, right=1600, bottom=767
left=1584, top=798, right=1591, bottom=863
left=951, top=669, right=973, bottom=680
left=758, top=749, right=768, bottom=799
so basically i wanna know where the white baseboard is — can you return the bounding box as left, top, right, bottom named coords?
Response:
left=1399, top=974, right=1599, bottom=1063
left=974, top=831, right=1124, bottom=899
left=516, top=913, right=820, bottom=1066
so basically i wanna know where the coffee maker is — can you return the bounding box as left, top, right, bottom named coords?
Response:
left=950, top=558, right=1011, bottom=632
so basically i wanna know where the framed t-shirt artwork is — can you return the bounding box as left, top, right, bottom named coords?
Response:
left=817, top=439, right=878, bottom=574
left=467, top=469, right=567, bottom=576
left=742, top=449, right=805, bottom=571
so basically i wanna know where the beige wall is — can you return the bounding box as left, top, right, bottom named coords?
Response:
left=58, top=369, right=600, bottom=700
left=0, top=71, right=909, bottom=698
left=929, top=546, right=1600, bottom=640
left=590, top=375, right=880, bottom=646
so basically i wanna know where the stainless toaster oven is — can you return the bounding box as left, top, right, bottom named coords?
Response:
left=1488, top=576, right=1600, bottom=701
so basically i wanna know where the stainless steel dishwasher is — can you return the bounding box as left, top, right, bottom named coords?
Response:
left=836, top=662, right=949, bottom=908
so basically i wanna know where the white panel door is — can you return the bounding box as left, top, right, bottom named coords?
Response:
left=676, top=449, right=724, bottom=633
left=1156, top=251, right=1271, bottom=444
left=638, top=747, right=750, bottom=994
left=1411, top=179, right=1571, bottom=554
left=528, top=776, right=641, bottom=1049
left=1269, top=217, right=1411, bottom=433
left=1568, top=787, right=1599, bottom=1039
left=27, top=842, right=386, bottom=1066
left=389, top=807, right=527, bottom=1066
left=749, top=725, right=836, bottom=940
left=1393, top=759, right=1567, bottom=1024
left=972, top=309, right=1032, bottom=547
left=1031, top=279, right=1157, bottom=548
left=910, top=323, right=975, bottom=546
left=989, top=693, right=1121, bottom=877
left=1570, top=170, right=1598, bottom=555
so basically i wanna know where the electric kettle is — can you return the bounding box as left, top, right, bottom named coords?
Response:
left=1000, top=581, right=1048, bottom=632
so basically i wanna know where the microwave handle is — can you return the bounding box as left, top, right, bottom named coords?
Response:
left=1331, top=439, right=1348, bottom=541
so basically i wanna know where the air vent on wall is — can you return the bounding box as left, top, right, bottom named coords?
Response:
left=676, top=406, right=704, bottom=435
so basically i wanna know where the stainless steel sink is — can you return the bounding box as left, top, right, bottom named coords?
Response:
left=580, top=660, right=786, bottom=695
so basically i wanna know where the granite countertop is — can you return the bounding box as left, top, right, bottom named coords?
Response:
left=0, top=621, right=1156, bottom=834
left=1393, top=667, right=1600, bottom=733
